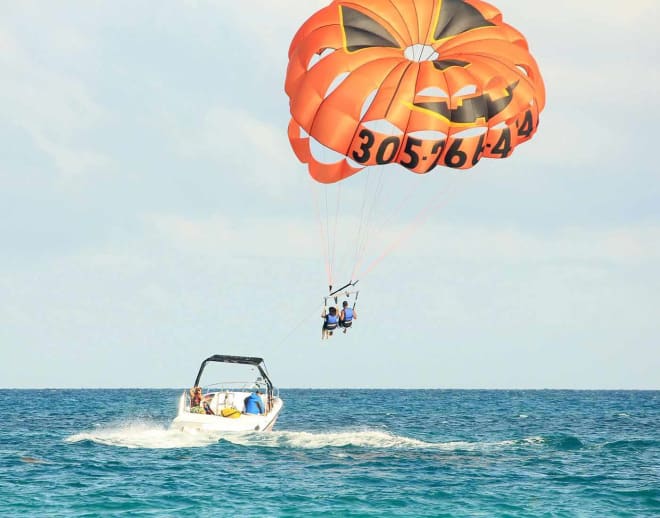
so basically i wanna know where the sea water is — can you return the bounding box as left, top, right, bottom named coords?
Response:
left=0, top=389, right=657, bottom=517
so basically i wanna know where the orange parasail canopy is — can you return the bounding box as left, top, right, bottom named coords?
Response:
left=285, top=0, right=546, bottom=183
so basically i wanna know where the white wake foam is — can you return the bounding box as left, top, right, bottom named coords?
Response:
left=65, top=421, right=224, bottom=449
left=222, top=430, right=435, bottom=449
left=225, top=431, right=547, bottom=451
left=65, top=423, right=546, bottom=451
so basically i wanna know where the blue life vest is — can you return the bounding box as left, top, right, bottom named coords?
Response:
left=343, top=308, right=353, bottom=322
left=244, top=393, right=264, bottom=414
left=325, top=314, right=339, bottom=329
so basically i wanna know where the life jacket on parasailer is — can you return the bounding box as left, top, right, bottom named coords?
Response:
left=324, top=312, right=339, bottom=330
left=341, top=308, right=353, bottom=327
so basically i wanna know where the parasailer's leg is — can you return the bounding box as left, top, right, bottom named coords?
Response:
left=321, top=308, right=327, bottom=339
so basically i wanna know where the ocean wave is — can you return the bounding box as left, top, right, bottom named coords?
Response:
left=543, top=434, right=585, bottom=450
left=601, top=439, right=658, bottom=451
left=19, top=456, right=49, bottom=464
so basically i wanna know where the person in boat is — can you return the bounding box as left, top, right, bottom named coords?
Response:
left=202, top=400, right=215, bottom=415
left=190, top=386, right=215, bottom=415
left=339, top=300, right=357, bottom=333
left=244, top=390, right=264, bottom=415
left=190, top=386, right=204, bottom=413
left=321, top=306, right=339, bottom=339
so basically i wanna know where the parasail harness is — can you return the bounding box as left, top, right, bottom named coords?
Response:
left=324, top=280, right=359, bottom=309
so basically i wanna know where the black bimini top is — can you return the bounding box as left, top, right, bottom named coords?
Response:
left=193, top=355, right=273, bottom=393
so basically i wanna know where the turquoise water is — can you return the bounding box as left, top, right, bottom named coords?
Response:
left=0, top=390, right=658, bottom=517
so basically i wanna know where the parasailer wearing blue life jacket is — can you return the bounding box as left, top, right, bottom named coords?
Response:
left=340, top=301, right=357, bottom=333
left=322, top=306, right=339, bottom=339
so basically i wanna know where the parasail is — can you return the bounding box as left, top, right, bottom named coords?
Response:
left=285, top=0, right=546, bottom=317
left=285, top=0, right=546, bottom=184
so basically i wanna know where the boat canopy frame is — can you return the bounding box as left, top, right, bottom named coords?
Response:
left=193, top=355, right=274, bottom=399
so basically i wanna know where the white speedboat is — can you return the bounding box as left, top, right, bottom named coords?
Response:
left=171, top=355, right=284, bottom=433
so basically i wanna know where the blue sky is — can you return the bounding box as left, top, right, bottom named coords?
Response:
left=1, top=0, right=658, bottom=389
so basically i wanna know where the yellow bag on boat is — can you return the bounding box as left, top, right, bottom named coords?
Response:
left=221, top=407, right=241, bottom=419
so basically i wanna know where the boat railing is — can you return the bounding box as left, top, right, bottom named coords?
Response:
left=204, top=380, right=267, bottom=392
